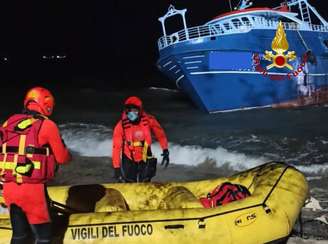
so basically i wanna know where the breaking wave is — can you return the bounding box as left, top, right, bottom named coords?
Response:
left=59, top=123, right=328, bottom=175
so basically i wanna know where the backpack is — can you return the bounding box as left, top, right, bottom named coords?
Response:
left=200, top=182, right=250, bottom=208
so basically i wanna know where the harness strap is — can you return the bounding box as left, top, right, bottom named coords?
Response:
left=142, top=141, right=149, bottom=162
left=0, top=161, right=41, bottom=170
left=0, top=146, right=52, bottom=155
left=0, top=154, right=7, bottom=176
left=1, top=143, right=6, bottom=154
left=18, top=135, right=26, bottom=155
left=0, top=132, right=42, bottom=181
left=13, top=154, right=23, bottom=183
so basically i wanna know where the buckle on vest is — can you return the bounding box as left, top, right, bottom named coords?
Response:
left=25, top=146, right=35, bottom=154
left=132, top=141, right=144, bottom=147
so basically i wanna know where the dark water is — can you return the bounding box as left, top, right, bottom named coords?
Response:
left=21, top=86, right=326, bottom=175
left=2, top=86, right=328, bottom=173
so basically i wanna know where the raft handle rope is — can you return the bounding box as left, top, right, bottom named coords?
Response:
left=244, top=162, right=289, bottom=214
left=261, top=163, right=291, bottom=214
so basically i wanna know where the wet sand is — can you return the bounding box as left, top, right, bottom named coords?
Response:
left=50, top=155, right=233, bottom=186
left=288, top=238, right=328, bottom=244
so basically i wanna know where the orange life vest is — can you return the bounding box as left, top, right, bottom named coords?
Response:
left=0, top=114, right=56, bottom=184
left=122, top=115, right=153, bottom=163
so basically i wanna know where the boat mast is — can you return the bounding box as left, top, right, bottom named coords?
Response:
left=158, top=5, right=189, bottom=46
left=286, top=0, right=328, bottom=26
left=229, top=0, right=232, bottom=11
left=235, top=0, right=253, bottom=10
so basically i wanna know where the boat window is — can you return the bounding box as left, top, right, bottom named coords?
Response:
left=214, top=24, right=224, bottom=33
left=232, top=19, right=242, bottom=28
left=241, top=17, right=251, bottom=26
left=223, top=22, right=233, bottom=30
left=241, top=17, right=249, bottom=23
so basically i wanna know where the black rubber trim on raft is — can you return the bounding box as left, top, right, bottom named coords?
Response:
left=65, top=164, right=291, bottom=228
left=164, top=224, right=184, bottom=229
left=264, top=236, right=289, bottom=244
left=0, top=227, right=11, bottom=230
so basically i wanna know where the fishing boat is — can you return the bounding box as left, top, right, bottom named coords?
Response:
left=157, top=0, right=328, bottom=112
left=0, top=162, right=308, bottom=243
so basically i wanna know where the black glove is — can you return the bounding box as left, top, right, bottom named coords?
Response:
left=161, top=149, right=169, bottom=168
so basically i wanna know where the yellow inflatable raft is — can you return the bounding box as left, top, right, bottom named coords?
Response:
left=0, top=162, right=308, bottom=244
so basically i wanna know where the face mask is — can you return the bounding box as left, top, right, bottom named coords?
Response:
left=127, top=111, right=139, bottom=122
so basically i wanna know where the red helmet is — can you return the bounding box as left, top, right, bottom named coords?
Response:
left=24, top=87, right=55, bottom=116
left=124, top=96, right=143, bottom=110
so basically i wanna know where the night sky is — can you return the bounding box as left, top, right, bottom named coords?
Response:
left=0, top=0, right=327, bottom=90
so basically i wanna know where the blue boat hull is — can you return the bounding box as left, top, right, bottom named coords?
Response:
left=158, top=29, right=328, bottom=112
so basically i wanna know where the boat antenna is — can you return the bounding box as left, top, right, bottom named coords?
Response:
left=235, top=0, right=253, bottom=10
left=229, top=0, right=233, bottom=11
left=234, top=0, right=242, bottom=10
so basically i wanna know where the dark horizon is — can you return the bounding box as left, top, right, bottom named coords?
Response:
left=0, top=0, right=327, bottom=90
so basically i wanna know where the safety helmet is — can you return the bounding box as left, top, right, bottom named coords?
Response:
left=124, top=96, right=142, bottom=110
left=24, top=87, right=55, bottom=116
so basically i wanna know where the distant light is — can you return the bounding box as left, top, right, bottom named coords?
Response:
left=3, top=57, right=8, bottom=61
left=42, top=54, right=67, bottom=60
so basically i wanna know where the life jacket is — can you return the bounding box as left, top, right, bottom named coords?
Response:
left=200, top=182, right=251, bottom=208
left=121, top=114, right=153, bottom=163
left=0, top=114, right=56, bottom=184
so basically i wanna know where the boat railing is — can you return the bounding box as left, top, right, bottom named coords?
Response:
left=158, top=21, right=253, bottom=50
left=310, top=24, right=328, bottom=32
left=158, top=17, right=328, bottom=50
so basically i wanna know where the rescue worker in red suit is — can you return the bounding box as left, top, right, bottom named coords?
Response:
left=0, top=87, right=71, bottom=244
left=112, top=96, right=169, bottom=182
